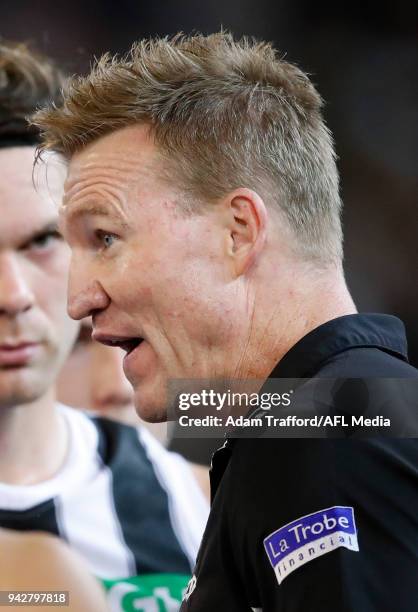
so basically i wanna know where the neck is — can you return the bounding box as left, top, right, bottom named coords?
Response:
left=0, top=389, right=68, bottom=485
left=235, top=263, right=357, bottom=380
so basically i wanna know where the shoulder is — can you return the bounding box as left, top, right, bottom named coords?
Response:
left=227, top=437, right=418, bottom=517
left=215, top=435, right=418, bottom=587
left=320, top=346, right=418, bottom=378
left=58, top=405, right=173, bottom=486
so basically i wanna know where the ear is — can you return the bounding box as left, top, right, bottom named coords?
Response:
left=226, top=188, right=268, bottom=277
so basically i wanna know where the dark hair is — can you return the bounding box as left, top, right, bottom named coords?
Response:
left=0, top=40, right=63, bottom=147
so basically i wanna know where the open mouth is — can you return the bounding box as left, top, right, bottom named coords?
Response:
left=95, top=336, right=144, bottom=355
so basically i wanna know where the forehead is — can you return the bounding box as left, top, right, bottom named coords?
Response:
left=65, top=125, right=160, bottom=197
left=0, top=147, right=62, bottom=244
left=63, top=125, right=179, bottom=228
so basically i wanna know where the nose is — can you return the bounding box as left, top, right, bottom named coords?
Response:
left=67, top=257, right=110, bottom=320
left=89, top=342, right=133, bottom=412
left=0, top=253, right=35, bottom=316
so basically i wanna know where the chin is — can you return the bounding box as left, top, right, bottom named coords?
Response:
left=0, top=359, right=60, bottom=409
left=133, top=385, right=168, bottom=423
left=0, top=381, right=46, bottom=409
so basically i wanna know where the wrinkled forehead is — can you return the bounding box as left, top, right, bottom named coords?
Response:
left=60, top=126, right=178, bottom=236
left=63, top=152, right=146, bottom=205
left=63, top=124, right=161, bottom=204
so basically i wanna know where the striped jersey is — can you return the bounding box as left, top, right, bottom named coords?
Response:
left=0, top=405, right=209, bottom=611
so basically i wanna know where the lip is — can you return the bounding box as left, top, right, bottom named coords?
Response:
left=122, top=339, right=148, bottom=378
left=0, top=343, right=42, bottom=367
left=92, top=331, right=144, bottom=354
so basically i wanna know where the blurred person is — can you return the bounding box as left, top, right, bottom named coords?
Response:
left=34, top=33, right=418, bottom=612
left=57, top=319, right=219, bottom=470
left=0, top=41, right=208, bottom=612
left=56, top=318, right=210, bottom=494
left=57, top=317, right=164, bottom=430
left=0, top=528, right=109, bottom=611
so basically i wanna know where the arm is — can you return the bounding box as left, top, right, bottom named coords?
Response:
left=229, top=437, right=418, bottom=611
left=0, top=529, right=109, bottom=612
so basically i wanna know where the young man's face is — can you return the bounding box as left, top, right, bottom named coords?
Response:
left=0, top=147, right=79, bottom=408
left=62, top=125, right=242, bottom=422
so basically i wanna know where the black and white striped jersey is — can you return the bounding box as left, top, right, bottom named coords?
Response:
left=0, top=405, right=209, bottom=611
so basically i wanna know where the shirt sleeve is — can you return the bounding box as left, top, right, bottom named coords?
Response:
left=227, top=437, right=418, bottom=612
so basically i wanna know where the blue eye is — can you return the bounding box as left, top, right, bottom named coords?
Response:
left=103, top=234, right=115, bottom=248
left=95, top=230, right=118, bottom=249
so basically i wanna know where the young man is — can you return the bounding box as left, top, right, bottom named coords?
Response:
left=56, top=316, right=210, bottom=493
left=57, top=316, right=166, bottom=430
left=34, top=33, right=418, bottom=611
left=0, top=41, right=208, bottom=612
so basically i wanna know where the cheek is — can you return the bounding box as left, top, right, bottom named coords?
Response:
left=47, top=241, right=72, bottom=272
left=35, top=259, right=77, bottom=339
left=105, top=242, right=166, bottom=309
left=38, top=271, right=68, bottom=315
left=33, top=245, right=71, bottom=301
left=39, top=288, right=78, bottom=344
left=145, top=261, right=228, bottom=341
left=105, top=225, right=227, bottom=325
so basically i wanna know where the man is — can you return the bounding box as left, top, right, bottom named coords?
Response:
left=33, top=33, right=418, bottom=611
left=0, top=41, right=208, bottom=612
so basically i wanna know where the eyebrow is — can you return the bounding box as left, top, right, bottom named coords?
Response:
left=64, top=202, right=130, bottom=230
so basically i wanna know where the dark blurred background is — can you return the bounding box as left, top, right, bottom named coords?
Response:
left=2, top=0, right=417, bottom=365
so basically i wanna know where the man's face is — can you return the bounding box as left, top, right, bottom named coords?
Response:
left=62, top=125, right=243, bottom=421
left=0, top=147, right=79, bottom=408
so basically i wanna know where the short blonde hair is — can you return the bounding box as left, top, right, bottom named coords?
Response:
left=33, top=32, right=343, bottom=264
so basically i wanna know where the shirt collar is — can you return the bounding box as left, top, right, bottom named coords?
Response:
left=270, top=313, right=409, bottom=379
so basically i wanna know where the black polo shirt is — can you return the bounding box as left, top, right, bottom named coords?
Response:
left=180, top=314, right=418, bottom=612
